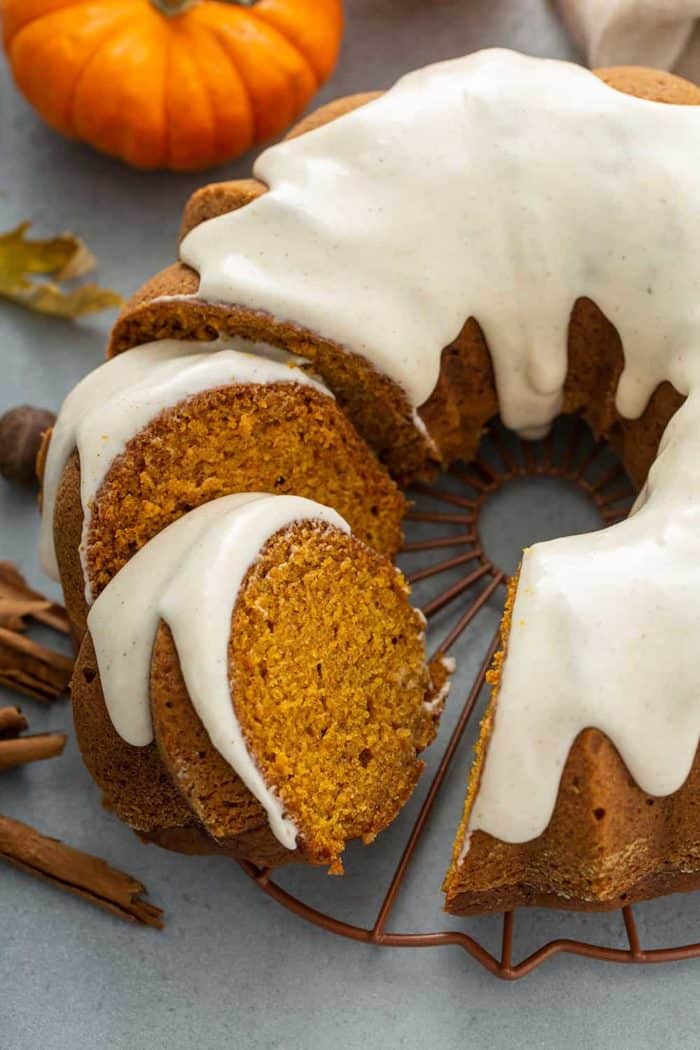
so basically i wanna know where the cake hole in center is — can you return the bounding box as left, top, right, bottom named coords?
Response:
left=478, top=474, right=603, bottom=576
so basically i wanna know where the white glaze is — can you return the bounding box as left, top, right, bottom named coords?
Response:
left=178, top=49, right=700, bottom=847
left=39, top=338, right=330, bottom=599
left=180, top=49, right=700, bottom=435
left=88, top=493, right=349, bottom=849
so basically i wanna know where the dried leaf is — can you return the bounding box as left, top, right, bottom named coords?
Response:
left=0, top=562, right=69, bottom=633
left=0, top=222, right=122, bottom=318
left=0, top=704, right=65, bottom=770
left=17, top=281, right=123, bottom=319
left=54, top=239, right=96, bottom=281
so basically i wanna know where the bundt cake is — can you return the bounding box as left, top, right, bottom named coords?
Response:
left=42, top=48, right=700, bottom=908
left=71, top=494, right=446, bottom=873
left=39, top=338, right=404, bottom=637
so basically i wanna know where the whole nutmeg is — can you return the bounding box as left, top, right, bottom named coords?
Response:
left=0, top=405, right=56, bottom=487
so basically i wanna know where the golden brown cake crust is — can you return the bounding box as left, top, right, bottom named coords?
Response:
left=443, top=575, right=700, bottom=913
left=72, top=631, right=298, bottom=867
left=595, top=66, right=700, bottom=103
left=109, top=268, right=436, bottom=482
left=53, top=449, right=88, bottom=637
left=71, top=632, right=195, bottom=834
left=445, top=723, right=700, bottom=914
left=71, top=625, right=297, bottom=866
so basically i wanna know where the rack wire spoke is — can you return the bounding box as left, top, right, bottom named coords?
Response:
left=401, top=532, right=475, bottom=554
left=405, top=509, right=475, bottom=525
left=449, top=464, right=493, bottom=494
left=410, top=482, right=477, bottom=511
left=422, top=564, right=494, bottom=619
left=407, top=549, right=482, bottom=585
left=437, top=574, right=505, bottom=655
left=372, top=630, right=501, bottom=937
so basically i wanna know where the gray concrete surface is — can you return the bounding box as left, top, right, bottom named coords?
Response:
left=2, top=3, right=699, bottom=1048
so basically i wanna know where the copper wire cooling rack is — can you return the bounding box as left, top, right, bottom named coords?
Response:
left=239, top=414, right=700, bottom=979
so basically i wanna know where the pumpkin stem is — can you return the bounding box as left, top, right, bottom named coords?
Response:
left=150, top=0, right=257, bottom=13
left=150, top=0, right=198, bottom=13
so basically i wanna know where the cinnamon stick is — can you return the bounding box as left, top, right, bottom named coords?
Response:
left=0, top=561, right=69, bottom=633
left=0, top=814, right=163, bottom=927
left=0, top=626, right=73, bottom=701
left=0, top=732, right=66, bottom=771
left=0, top=704, right=66, bottom=770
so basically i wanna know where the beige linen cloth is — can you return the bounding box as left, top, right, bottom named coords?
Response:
left=558, top=0, right=700, bottom=77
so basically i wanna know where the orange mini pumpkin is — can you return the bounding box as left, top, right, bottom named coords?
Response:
left=1, top=0, right=343, bottom=171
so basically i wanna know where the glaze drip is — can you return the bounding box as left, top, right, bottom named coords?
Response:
left=87, top=493, right=349, bottom=849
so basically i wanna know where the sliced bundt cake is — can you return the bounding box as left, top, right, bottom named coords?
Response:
left=72, top=494, right=449, bottom=873
left=104, top=52, right=700, bottom=910
left=39, top=338, right=404, bottom=636
left=49, top=48, right=700, bottom=909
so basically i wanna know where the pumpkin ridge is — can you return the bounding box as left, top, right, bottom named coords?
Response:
left=140, top=6, right=169, bottom=168
left=247, top=21, right=317, bottom=126
left=191, top=10, right=279, bottom=143
left=252, top=0, right=341, bottom=83
left=168, top=22, right=218, bottom=169
left=11, top=2, right=139, bottom=138
left=67, top=8, right=160, bottom=157
left=2, top=0, right=342, bottom=170
left=186, top=15, right=256, bottom=161
left=196, top=21, right=256, bottom=161
left=247, top=7, right=318, bottom=92
left=162, top=21, right=177, bottom=170
left=189, top=9, right=256, bottom=152
left=2, top=0, right=122, bottom=49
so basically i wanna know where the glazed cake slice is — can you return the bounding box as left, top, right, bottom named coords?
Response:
left=72, top=494, right=450, bottom=872
left=39, top=338, right=404, bottom=636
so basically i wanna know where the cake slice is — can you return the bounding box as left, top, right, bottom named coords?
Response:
left=72, top=494, right=450, bottom=872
